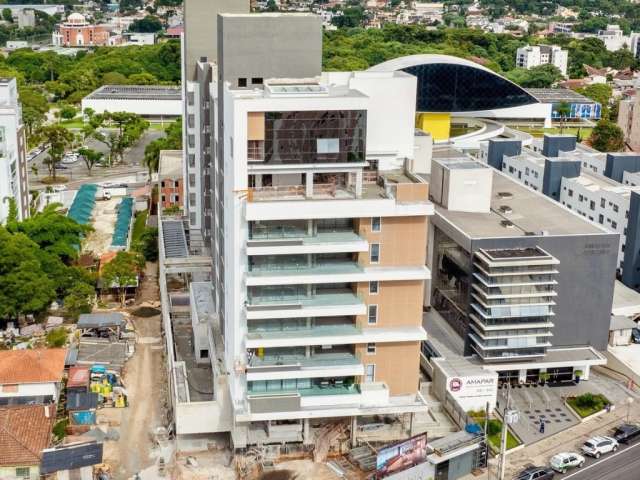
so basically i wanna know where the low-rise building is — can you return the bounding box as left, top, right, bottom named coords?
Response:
left=0, top=404, right=55, bottom=480
left=52, top=13, right=121, bottom=47
left=0, top=349, right=67, bottom=405
left=159, top=150, right=183, bottom=210
left=618, top=94, right=640, bottom=151
left=82, top=85, right=182, bottom=120
left=526, top=88, right=602, bottom=121
left=516, top=45, right=568, bottom=77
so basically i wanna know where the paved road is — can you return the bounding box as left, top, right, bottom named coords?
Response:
left=550, top=441, right=640, bottom=480
left=29, top=129, right=164, bottom=189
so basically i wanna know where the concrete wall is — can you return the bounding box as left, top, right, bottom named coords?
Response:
left=542, top=158, right=581, bottom=201
left=472, top=232, right=619, bottom=351
left=623, top=191, right=640, bottom=289
left=183, top=0, right=248, bottom=81
left=217, top=13, right=322, bottom=88
left=81, top=98, right=182, bottom=117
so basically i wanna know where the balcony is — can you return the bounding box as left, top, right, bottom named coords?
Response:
left=247, top=231, right=368, bottom=256
left=246, top=351, right=363, bottom=381
left=246, top=291, right=366, bottom=320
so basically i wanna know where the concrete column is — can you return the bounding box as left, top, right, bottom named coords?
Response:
left=303, top=419, right=312, bottom=445
left=579, top=365, right=590, bottom=380
left=355, top=170, right=363, bottom=198
left=350, top=416, right=358, bottom=446
left=305, top=172, right=313, bottom=198
left=307, top=219, right=313, bottom=236
left=518, top=370, right=527, bottom=384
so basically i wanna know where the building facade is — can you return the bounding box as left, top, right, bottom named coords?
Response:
left=52, top=13, right=118, bottom=47
left=618, top=95, right=640, bottom=151
left=0, top=78, right=29, bottom=224
left=428, top=154, right=615, bottom=384
left=516, top=45, right=569, bottom=77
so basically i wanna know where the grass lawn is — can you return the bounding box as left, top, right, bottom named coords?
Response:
left=566, top=393, right=610, bottom=418
left=131, top=210, right=148, bottom=246
left=513, top=125, right=594, bottom=138
left=41, top=175, right=69, bottom=185
left=468, top=413, right=521, bottom=451
left=60, top=119, right=85, bottom=129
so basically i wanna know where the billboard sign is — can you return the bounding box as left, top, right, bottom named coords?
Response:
left=376, top=433, right=428, bottom=478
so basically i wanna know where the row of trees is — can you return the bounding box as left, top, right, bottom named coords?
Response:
left=322, top=25, right=640, bottom=81
left=143, top=118, right=181, bottom=173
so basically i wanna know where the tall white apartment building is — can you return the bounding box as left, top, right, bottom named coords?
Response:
left=516, top=45, right=568, bottom=77
left=0, top=78, right=28, bottom=223
left=169, top=9, right=435, bottom=448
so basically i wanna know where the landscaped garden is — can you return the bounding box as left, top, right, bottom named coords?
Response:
left=566, top=393, right=610, bottom=418
left=468, top=410, right=521, bottom=451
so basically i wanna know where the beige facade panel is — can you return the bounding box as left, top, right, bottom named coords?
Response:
left=247, top=112, right=265, bottom=141
left=355, top=280, right=424, bottom=328
left=395, top=182, right=429, bottom=203
left=357, top=215, right=428, bottom=266
left=356, top=341, right=421, bottom=396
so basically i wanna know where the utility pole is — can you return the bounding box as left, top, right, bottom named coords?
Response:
left=497, top=384, right=516, bottom=480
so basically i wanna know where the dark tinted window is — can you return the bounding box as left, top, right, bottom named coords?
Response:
left=403, top=63, right=538, bottom=112
left=264, top=110, right=366, bottom=164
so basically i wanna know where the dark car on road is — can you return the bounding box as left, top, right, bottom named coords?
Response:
left=632, top=328, right=640, bottom=343
left=613, top=424, right=640, bottom=444
left=515, top=466, right=555, bottom=480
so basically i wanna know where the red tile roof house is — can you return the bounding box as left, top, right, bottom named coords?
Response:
left=0, top=349, right=67, bottom=406
left=0, top=404, right=55, bottom=480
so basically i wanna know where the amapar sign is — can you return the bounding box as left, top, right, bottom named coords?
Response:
left=445, top=374, right=498, bottom=410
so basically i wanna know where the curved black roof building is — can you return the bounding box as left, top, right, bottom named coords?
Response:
left=368, top=54, right=539, bottom=113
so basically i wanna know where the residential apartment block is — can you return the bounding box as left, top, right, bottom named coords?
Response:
left=516, top=45, right=568, bottom=76
left=0, top=77, right=29, bottom=224
left=618, top=94, right=640, bottom=151
left=167, top=8, right=434, bottom=449
left=478, top=135, right=640, bottom=291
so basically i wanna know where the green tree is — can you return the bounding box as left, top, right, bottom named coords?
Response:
left=2, top=8, right=12, bottom=23
left=0, top=226, right=56, bottom=319
left=46, top=327, right=67, bottom=347
left=101, top=251, right=144, bottom=306
left=555, top=101, right=571, bottom=133
left=63, top=282, right=95, bottom=320
left=77, top=147, right=103, bottom=176
left=129, top=15, right=163, bottom=33
left=577, top=83, right=612, bottom=119
left=128, top=72, right=158, bottom=84
left=83, top=111, right=149, bottom=166
left=59, top=104, right=77, bottom=120
left=37, top=124, right=73, bottom=180
left=505, top=64, right=563, bottom=88
left=590, top=120, right=625, bottom=152
left=136, top=227, right=158, bottom=262
left=102, top=71, right=128, bottom=85
left=142, top=118, right=181, bottom=173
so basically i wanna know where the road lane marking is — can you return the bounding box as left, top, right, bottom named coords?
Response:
left=563, top=442, right=640, bottom=479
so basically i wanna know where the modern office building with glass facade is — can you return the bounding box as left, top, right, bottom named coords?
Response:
left=426, top=154, right=614, bottom=385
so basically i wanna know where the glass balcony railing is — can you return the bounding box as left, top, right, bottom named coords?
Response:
left=249, top=229, right=363, bottom=245
left=247, top=291, right=362, bottom=307
left=247, top=324, right=361, bottom=341
left=248, top=383, right=360, bottom=397
left=248, top=260, right=363, bottom=276
left=248, top=351, right=360, bottom=369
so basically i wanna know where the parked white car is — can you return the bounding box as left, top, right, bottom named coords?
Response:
left=550, top=452, right=585, bottom=473
left=62, top=152, right=80, bottom=164
left=581, top=436, right=618, bottom=458
left=52, top=185, right=67, bottom=192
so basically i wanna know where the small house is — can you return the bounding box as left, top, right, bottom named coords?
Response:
left=0, top=349, right=67, bottom=405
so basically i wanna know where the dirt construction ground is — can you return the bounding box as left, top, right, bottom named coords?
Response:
left=99, top=262, right=167, bottom=479
left=83, top=197, right=120, bottom=256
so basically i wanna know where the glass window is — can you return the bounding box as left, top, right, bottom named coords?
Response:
left=263, top=110, right=366, bottom=164
left=371, top=217, right=381, bottom=232
left=15, top=468, right=29, bottom=479
left=251, top=77, right=263, bottom=85
left=365, top=364, right=375, bottom=382
left=368, top=304, right=378, bottom=324
left=238, top=78, right=247, bottom=88
left=370, top=243, right=380, bottom=263
left=369, top=281, right=379, bottom=295
left=404, top=62, right=539, bottom=112
left=367, top=343, right=376, bottom=354
left=317, top=138, right=340, bottom=154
